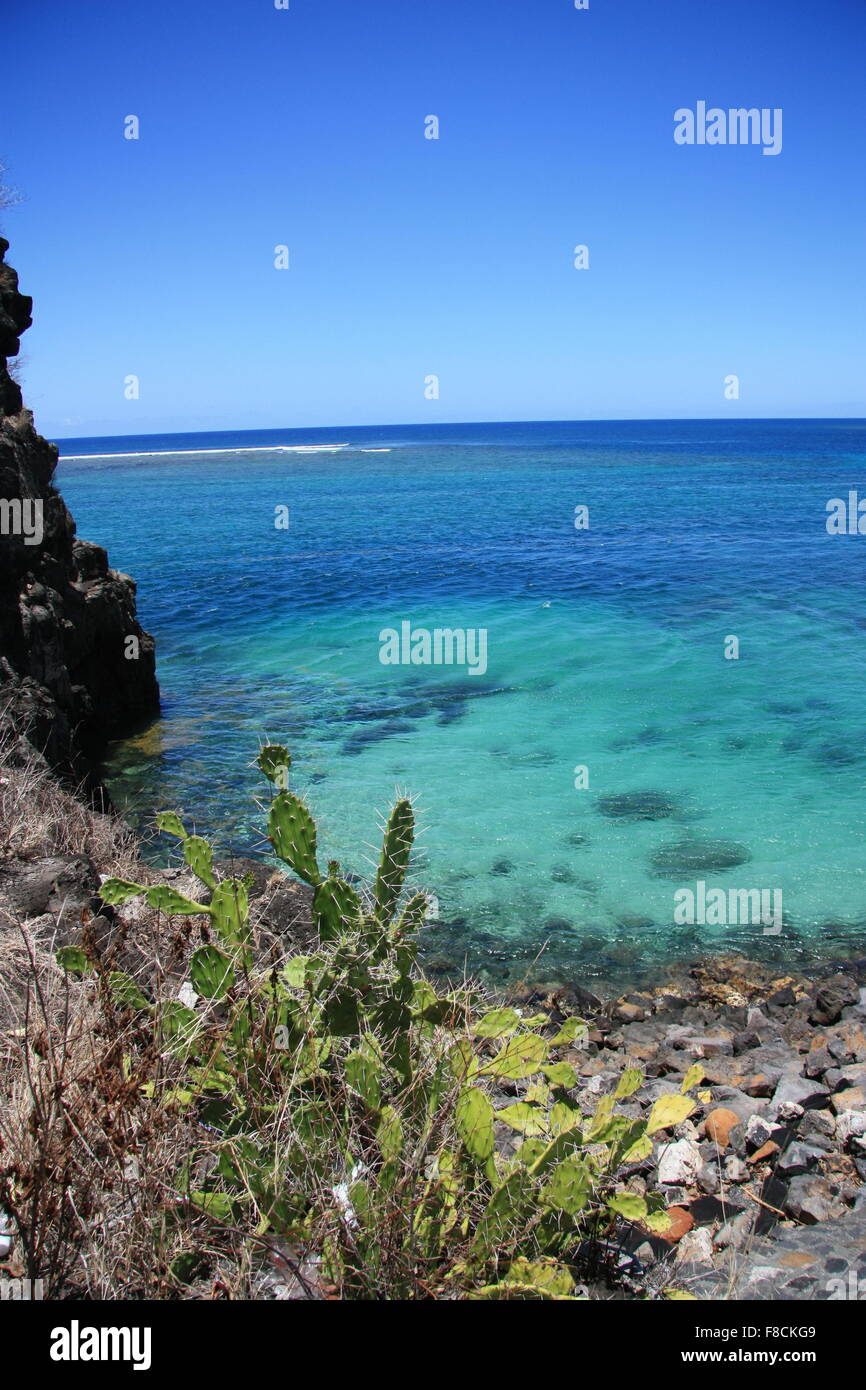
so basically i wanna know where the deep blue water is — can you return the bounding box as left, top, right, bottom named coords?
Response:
left=55, top=419, right=866, bottom=987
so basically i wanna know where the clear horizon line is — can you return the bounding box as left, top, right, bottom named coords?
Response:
left=51, top=413, right=866, bottom=446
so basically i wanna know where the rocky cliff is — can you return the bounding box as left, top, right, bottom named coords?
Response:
left=0, top=235, right=159, bottom=781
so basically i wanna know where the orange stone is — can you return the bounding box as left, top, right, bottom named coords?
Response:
left=659, top=1206, right=695, bottom=1244
left=778, top=1251, right=817, bottom=1269
left=748, top=1140, right=780, bottom=1165
left=703, top=1108, right=741, bottom=1147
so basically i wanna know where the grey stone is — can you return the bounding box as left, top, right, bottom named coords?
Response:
left=0, top=855, right=99, bottom=925
left=698, top=1163, right=721, bottom=1195
left=650, top=838, right=751, bottom=878
left=768, top=1072, right=830, bottom=1119
left=745, top=1114, right=778, bottom=1151
left=775, top=1142, right=825, bottom=1177
left=677, top=1034, right=734, bottom=1059
left=810, top=975, right=861, bottom=1026
left=835, top=1110, right=866, bottom=1146
left=674, top=1228, right=714, bottom=1265
left=799, top=1108, right=836, bottom=1141
left=784, top=1175, right=848, bottom=1225
left=717, top=1206, right=866, bottom=1300
left=711, top=1085, right=769, bottom=1123
left=804, top=1047, right=834, bottom=1079
left=658, top=1139, right=703, bottom=1185
left=714, top=1209, right=756, bottom=1251
left=725, top=1156, right=749, bottom=1183
left=634, top=1240, right=658, bottom=1269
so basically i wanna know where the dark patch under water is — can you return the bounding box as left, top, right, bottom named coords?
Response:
left=649, top=837, right=752, bottom=878
left=597, top=790, right=680, bottom=822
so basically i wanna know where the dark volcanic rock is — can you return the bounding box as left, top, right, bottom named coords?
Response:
left=597, top=791, right=678, bottom=822
left=0, top=854, right=100, bottom=927
left=0, top=236, right=159, bottom=775
left=649, top=837, right=752, bottom=878
left=810, top=974, right=861, bottom=1026
left=784, top=1175, right=849, bottom=1225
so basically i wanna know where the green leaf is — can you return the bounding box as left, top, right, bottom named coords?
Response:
left=345, top=1051, right=382, bottom=1109
left=268, top=793, right=321, bottom=886
left=496, top=1102, right=547, bottom=1137
left=313, top=877, right=363, bottom=942
left=55, top=945, right=91, bottom=974
left=373, top=798, right=414, bottom=921
left=155, top=811, right=188, bottom=839
left=449, top=1039, right=478, bottom=1082
left=540, top=1158, right=591, bottom=1215
left=646, top=1093, right=696, bottom=1136
left=478, top=1032, right=548, bottom=1080
left=473, top=1007, right=522, bottom=1038
left=681, top=1062, right=705, bottom=1094
left=507, top=1258, right=576, bottom=1297
left=98, top=877, right=146, bottom=906
left=376, top=1105, right=403, bottom=1162
left=108, top=971, right=150, bottom=1011
left=469, top=1280, right=576, bottom=1301
left=257, top=744, right=291, bottom=787
left=162, top=1087, right=195, bottom=1108
left=542, top=1061, right=577, bottom=1088
left=391, top=891, right=429, bottom=940
left=455, top=1086, right=495, bottom=1166
left=549, top=1102, right=583, bottom=1138
left=190, top=946, right=235, bottom=1001
left=516, top=1138, right=548, bottom=1167
left=145, top=885, right=207, bottom=915
left=526, top=1079, right=550, bottom=1106
left=282, top=955, right=311, bottom=988
left=528, top=1126, right=582, bottom=1178
left=549, top=1017, right=588, bottom=1046
left=614, top=1066, right=644, bottom=1100
left=183, top=835, right=217, bottom=890
left=157, top=1002, right=200, bottom=1054
left=607, top=1193, right=648, bottom=1221
left=621, top=1133, right=653, bottom=1164
left=519, top=1012, right=551, bottom=1029
left=411, top=979, right=439, bottom=1015
left=209, top=879, right=250, bottom=947
left=473, top=1169, right=534, bottom=1252
left=189, top=1191, right=234, bottom=1220
left=585, top=1093, right=616, bottom=1141
left=644, top=1211, right=674, bottom=1236
left=471, top=1259, right=577, bottom=1300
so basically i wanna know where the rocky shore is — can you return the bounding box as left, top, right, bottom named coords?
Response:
left=514, top=954, right=866, bottom=1299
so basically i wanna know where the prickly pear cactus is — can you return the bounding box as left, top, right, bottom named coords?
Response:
left=183, top=834, right=217, bottom=889
left=257, top=743, right=291, bottom=789
left=391, top=892, right=430, bottom=942
left=373, top=799, right=414, bottom=922
left=268, top=792, right=322, bottom=886
left=313, top=875, right=363, bottom=942
left=210, top=878, right=251, bottom=948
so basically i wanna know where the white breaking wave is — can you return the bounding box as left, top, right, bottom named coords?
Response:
left=60, top=444, right=351, bottom=461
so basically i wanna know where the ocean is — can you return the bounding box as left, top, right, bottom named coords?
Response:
left=55, top=419, right=866, bottom=989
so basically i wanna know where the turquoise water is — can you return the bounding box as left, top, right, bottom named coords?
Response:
left=56, top=420, right=866, bottom=987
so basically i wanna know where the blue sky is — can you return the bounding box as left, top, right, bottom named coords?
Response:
left=4, top=0, right=866, bottom=436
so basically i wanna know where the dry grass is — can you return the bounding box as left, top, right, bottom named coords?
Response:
left=0, top=721, right=139, bottom=873
left=0, top=923, right=250, bottom=1298
left=0, top=721, right=226, bottom=1298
